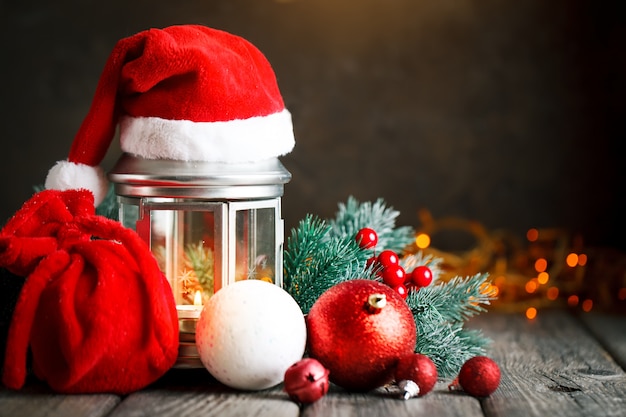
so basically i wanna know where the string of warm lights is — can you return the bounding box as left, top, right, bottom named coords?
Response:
left=405, top=209, right=626, bottom=318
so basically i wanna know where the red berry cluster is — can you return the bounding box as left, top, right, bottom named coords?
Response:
left=356, top=228, right=434, bottom=299
left=369, top=251, right=433, bottom=299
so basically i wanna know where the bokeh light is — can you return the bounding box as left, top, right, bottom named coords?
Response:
left=415, top=233, right=431, bottom=249
left=526, top=307, right=537, bottom=320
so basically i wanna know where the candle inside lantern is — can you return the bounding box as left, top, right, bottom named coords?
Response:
left=177, top=290, right=204, bottom=320
left=194, top=289, right=202, bottom=306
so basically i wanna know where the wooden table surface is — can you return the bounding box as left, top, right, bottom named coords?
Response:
left=1, top=310, right=625, bottom=417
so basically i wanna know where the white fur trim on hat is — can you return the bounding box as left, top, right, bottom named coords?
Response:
left=45, top=161, right=109, bottom=206
left=119, top=109, right=295, bottom=163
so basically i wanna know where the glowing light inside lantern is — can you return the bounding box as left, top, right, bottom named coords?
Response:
left=525, top=307, right=537, bottom=320
left=194, top=290, right=203, bottom=307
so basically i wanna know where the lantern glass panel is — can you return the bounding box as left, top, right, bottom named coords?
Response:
left=119, top=202, right=138, bottom=230
left=234, top=207, right=276, bottom=283
left=150, top=209, right=217, bottom=307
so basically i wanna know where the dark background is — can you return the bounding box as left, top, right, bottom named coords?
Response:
left=1, top=0, right=624, bottom=251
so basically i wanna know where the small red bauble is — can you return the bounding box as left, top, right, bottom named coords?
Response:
left=284, top=358, right=330, bottom=404
left=355, top=228, right=378, bottom=249
left=456, top=356, right=501, bottom=397
left=306, top=279, right=417, bottom=392
left=410, top=266, right=433, bottom=287
left=377, top=250, right=399, bottom=267
left=382, top=264, right=406, bottom=287
left=395, top=353, right=438, bottom=398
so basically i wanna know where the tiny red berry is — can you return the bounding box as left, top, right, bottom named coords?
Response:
left=355, top=228, right=378, bottom=249
left=411, top=266, right=433, bottom=287
left=377, top=250, right=399, bottom=268
left=382, top=264, right=406, bottom=287
left=394, top=284, right=408, bottom=299
left=366, top=256, right=378, bottom=269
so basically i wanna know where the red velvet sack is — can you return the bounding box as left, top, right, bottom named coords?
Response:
left=1, top=190, right=178, bottom=394
left=0, top=189, right=93, bottom=277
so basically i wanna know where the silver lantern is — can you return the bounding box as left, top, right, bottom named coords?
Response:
left=109, top=153, right=291, bottom=367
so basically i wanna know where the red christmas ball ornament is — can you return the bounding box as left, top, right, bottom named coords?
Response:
left=355, top=228, right=378, bottom=249
left=453, top=356, right=501, bottom=397
left=284, top=358, right=330, bottom=404
left=306, top=279, right=417, bottom=392
left=381, top=264, right=406, bottom=287
left=410, top=265, right=433, bottom=287
left=395, top=353, right=438, bottom=399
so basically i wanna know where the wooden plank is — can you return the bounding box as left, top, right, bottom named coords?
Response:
left=0, top=379, right=120, bottom=417
left=107, top=366, right=483, bottom=417
left=468, top=310, right=626, bottom=417
left=106, top=369, right=299, bottom=417
left=108, top=388, right=299, bottom=417
left=302, top=382, right=484, bottom=417
left=577, top=312, right=626, bottom=370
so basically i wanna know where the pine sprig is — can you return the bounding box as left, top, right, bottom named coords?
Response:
left=329, top=196, right=414, bottom=252
left=185, top=241, right=215, bottom=293
left=415, top=322, right=490, bottom=378
left=95, top=185, right=120, bottom=220
left=407, top=273, right=494, bottom=323
left=283, top=215, right=373, bottom=313
left=406, top=273, right=495, bottom=377
left=400, top=252, right=445, bottom=285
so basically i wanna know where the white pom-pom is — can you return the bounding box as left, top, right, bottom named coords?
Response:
left=44, top=160, right=109, bottom=206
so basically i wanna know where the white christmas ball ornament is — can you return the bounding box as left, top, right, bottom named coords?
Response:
left=195, top=279, right=307, bottom=390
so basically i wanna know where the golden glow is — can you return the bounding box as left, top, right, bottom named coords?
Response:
left=415, top=233, right=431, bottom=249
left=494, top=275, right=506, bottom=287
left=546, top=287, right=559, bottom=300
left=581, top=299, right=593, bottom=312
left=525, top=280, right=538, bottom=294
left=526, top=307, right=537, bottom=320
left=537, top=272, right=549, bottom=285
left=193, top=290, right=203, bottom=306
left=577, top=253, right=587, bottom=266
left=481, top=282, right=499, bottom=297
left=534, top=258, right=547, bottom=273
left=490, top=285, right=499, bottom=297
left=567, top=295, right=579, bottom=307
left=527, top=228, right=539, bottom=242
left=566, top=253, right=579, bottom=267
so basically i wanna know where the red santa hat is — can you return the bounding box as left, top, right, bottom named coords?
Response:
left=44, top=25, right=295, bottom=206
